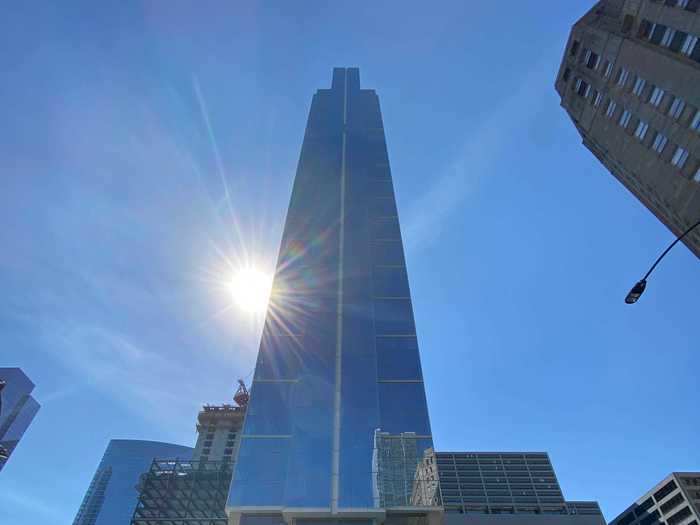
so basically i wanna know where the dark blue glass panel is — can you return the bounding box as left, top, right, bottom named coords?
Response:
left=264, top=308, right=305, bottom=336
left=369, top=198, right=397, bottom=218
left=377, top=382, right=431, bottom=435
left=373, top=267, right=410, bottom=298
left=244, top=382, right=293, bottom=435
left=230, top=438, right=290, bottom=506
left=290, top=373, right=335, bottom=431
left=372, top=241, right=405, bottom=267
left=374, top=299, right=415, bottom=335
left=255, top=335, right=303, bottom=380
left=284, top=432, right=332, bottom=506
left=371, top=218, right=401, bottom=240
left=369, top=180, right=395, bottom=198
left=376, top=337, right=422, bottom=380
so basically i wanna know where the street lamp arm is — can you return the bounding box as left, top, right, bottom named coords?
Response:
left=642, top=218, right=700, bottom=281
left=625, top=218, right=700, bottom=304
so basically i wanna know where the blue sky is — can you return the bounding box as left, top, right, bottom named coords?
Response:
left=1, top=2, right=699, bottom=523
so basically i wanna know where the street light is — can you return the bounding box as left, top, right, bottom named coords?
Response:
left=625, top=218, right=700, bottom=304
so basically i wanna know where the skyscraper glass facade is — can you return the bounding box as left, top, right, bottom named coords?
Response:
left=0, top=367, right=40, bottom=472
left=73, top=439, right=193, bottom=525
left=227, top=68, right=436, bottom=519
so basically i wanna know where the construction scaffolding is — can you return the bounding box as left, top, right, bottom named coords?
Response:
left=130, top=459, right=232, bottom=525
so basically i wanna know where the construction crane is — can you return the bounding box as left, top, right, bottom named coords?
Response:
left=233, top=379, right=249, bottom=407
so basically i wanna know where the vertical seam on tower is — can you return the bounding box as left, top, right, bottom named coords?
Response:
left=331, top=70, right=348, bottom=513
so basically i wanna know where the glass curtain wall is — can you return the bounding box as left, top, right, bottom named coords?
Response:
left=228, top=68, right=435, bottom=514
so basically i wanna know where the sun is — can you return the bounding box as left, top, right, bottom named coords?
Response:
left=230, top=267, right=273, bottom=314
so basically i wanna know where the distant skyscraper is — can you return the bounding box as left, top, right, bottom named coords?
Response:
left=227, top=68, right=437, bottom=525
left=556, top=0, right=700, bottom=257
left=73, top=439, right=192, bottom=525
left=131, top=389, right=246, bottom=525
left=609, top=472, right=700, bottom=525
left=430, top=452, right=604, bottom=524
left=0, top=367, right=40, bottom=472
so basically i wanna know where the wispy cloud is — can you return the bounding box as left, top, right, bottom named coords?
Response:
left=2, top=72, right=271, bottom=426
left=403, top=58, right=554, bottom=252
left=0, top=487, right=69, bottom=522
left=38, top=320, right=202, bottom=423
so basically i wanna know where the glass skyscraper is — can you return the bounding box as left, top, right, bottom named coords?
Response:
left=73, top=439, right=193, bottom=525
left=227, top=68, right=438, bottom=524
left=0, top=367, right=40, bottom=472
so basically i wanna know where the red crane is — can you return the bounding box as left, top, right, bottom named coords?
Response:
left=234, top=379, right=249, bottom=407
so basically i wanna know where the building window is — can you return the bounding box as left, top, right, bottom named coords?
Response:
left=584, top=49, right=600, bottom=69
left=203, top=448, right=211, bottom=455
left=650, top=24, right=668, bottom=45
left=682, top=34, right=698, bottom=55
left=671, top=147, right=689, bottom=168
left=634, top=121, right=649, bottom=140
left=660, top=493, right=686, bottom=515
left=618, top=513, right=636, bottom=525
left=684, top=0, right=700, bottom=12
left=667, top=507, right=692, bottom=525
left=570, top=40, right=580, bottom=56
left=204, top=440, right=213, bottom=447
left=638, top=19, right=653, bottom=39
left=668, top=30, right=688, bottom=53
left=649, top=86, right=665, bottom=106
left=692, top=111, right=700, bottom=131
left=632, top=76, right=646, bottom=96
left=661, top=28, right=677, bottom=47
left=592, top=91, right=603, bottom=106
left=636, top=497, right=655, bottom=515
left=603, top=61, right=613, bottom=78
left=640, top=511, right=661, bottom=525
left=652, top=132, right=668, bottom=153
left=563, top=67, right=571, bottom=82
left=575, top=79, right=591, bottom=97
left=606, top=100, right=617, bottom=117
left=619, top=109, right=632, bottom=128
left=617, top=68, right=630, bottom=86
left=668, top=97, right=686, bottom=119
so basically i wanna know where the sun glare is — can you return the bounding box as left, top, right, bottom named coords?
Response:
left=230, top=267, right=272, bottom=314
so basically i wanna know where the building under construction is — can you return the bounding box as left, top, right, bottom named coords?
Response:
left=130, top=382, right=248, bottom=525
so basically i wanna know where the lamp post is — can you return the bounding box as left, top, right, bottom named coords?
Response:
left=625, top=218, right=700, bottom=304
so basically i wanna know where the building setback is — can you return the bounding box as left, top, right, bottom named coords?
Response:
left=609, top=473, right=700, bottom=525
left=556, top=0, right=700, bottom=258
left=0, top=367, right=40, bottom=472
left=226, top=67, right=437, bottom=525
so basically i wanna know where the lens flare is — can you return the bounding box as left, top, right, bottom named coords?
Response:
left=230, top=267, right=272, bottom=313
